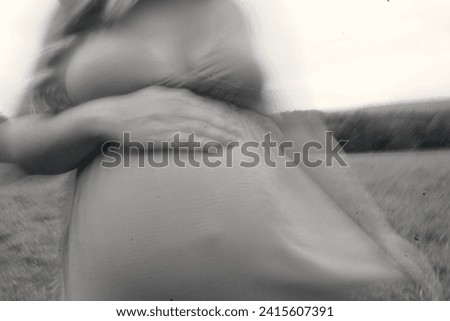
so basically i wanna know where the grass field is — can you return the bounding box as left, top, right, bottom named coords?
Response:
left=348, top=151, right=449, bottom=300
left=0, top=151, right=448, bottom=300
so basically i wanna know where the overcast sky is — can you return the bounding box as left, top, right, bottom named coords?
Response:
left=1, top=0, right=450, bottom=116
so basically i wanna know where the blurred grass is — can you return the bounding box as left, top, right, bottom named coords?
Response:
left=0, top=166, right=74, bottom=300
left=349, top=151, right=449, bottom=300
left=0, top=151, right=448, bottom=300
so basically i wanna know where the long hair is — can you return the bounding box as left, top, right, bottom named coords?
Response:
left=30, top=0, right=139, bottom=114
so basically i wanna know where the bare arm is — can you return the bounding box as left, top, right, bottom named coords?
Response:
left=0, top=86, right=265, bottom=175
left=0, top=102, right=105, bottom=175
left=277, top=111, right=441, bottom=299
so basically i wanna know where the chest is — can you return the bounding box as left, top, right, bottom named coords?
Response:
left=63, top=0, right=262, bottom=108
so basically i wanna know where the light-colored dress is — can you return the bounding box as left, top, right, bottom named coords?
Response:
left=53, top=0, right=406, bottom=300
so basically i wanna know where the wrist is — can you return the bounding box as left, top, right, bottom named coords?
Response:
left=67, top=101, right=112, bottom=143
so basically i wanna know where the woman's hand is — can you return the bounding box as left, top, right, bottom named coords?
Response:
left=92, top=86, right=282, bottom=149
left=2, top=85, right=280, bottom=174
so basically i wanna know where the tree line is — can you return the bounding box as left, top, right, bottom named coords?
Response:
left=322, top=107, right=450, bottom=153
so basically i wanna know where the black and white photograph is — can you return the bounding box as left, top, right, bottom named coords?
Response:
left=0, top=0, right=448, bottom=315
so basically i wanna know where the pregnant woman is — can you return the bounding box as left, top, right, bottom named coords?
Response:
left=0, top=0, right=439, bottom=300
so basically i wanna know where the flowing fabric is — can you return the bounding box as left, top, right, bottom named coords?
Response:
left=64, top=148, right=406, bottom=300
left=59, top=0, right=408, bottom=300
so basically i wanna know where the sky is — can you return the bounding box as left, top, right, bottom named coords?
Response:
left=1, top=0, right=450, bottom=116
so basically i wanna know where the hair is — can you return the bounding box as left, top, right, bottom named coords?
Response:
left=30, top=0, right=140, bottom=114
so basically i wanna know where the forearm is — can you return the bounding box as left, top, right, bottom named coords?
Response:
left=0, top=86, right=245, bottom=175
left=0, top=105, right=103, bottom=175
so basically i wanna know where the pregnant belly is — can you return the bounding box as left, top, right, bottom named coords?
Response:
left=64, top=150, right=405, bottom=300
